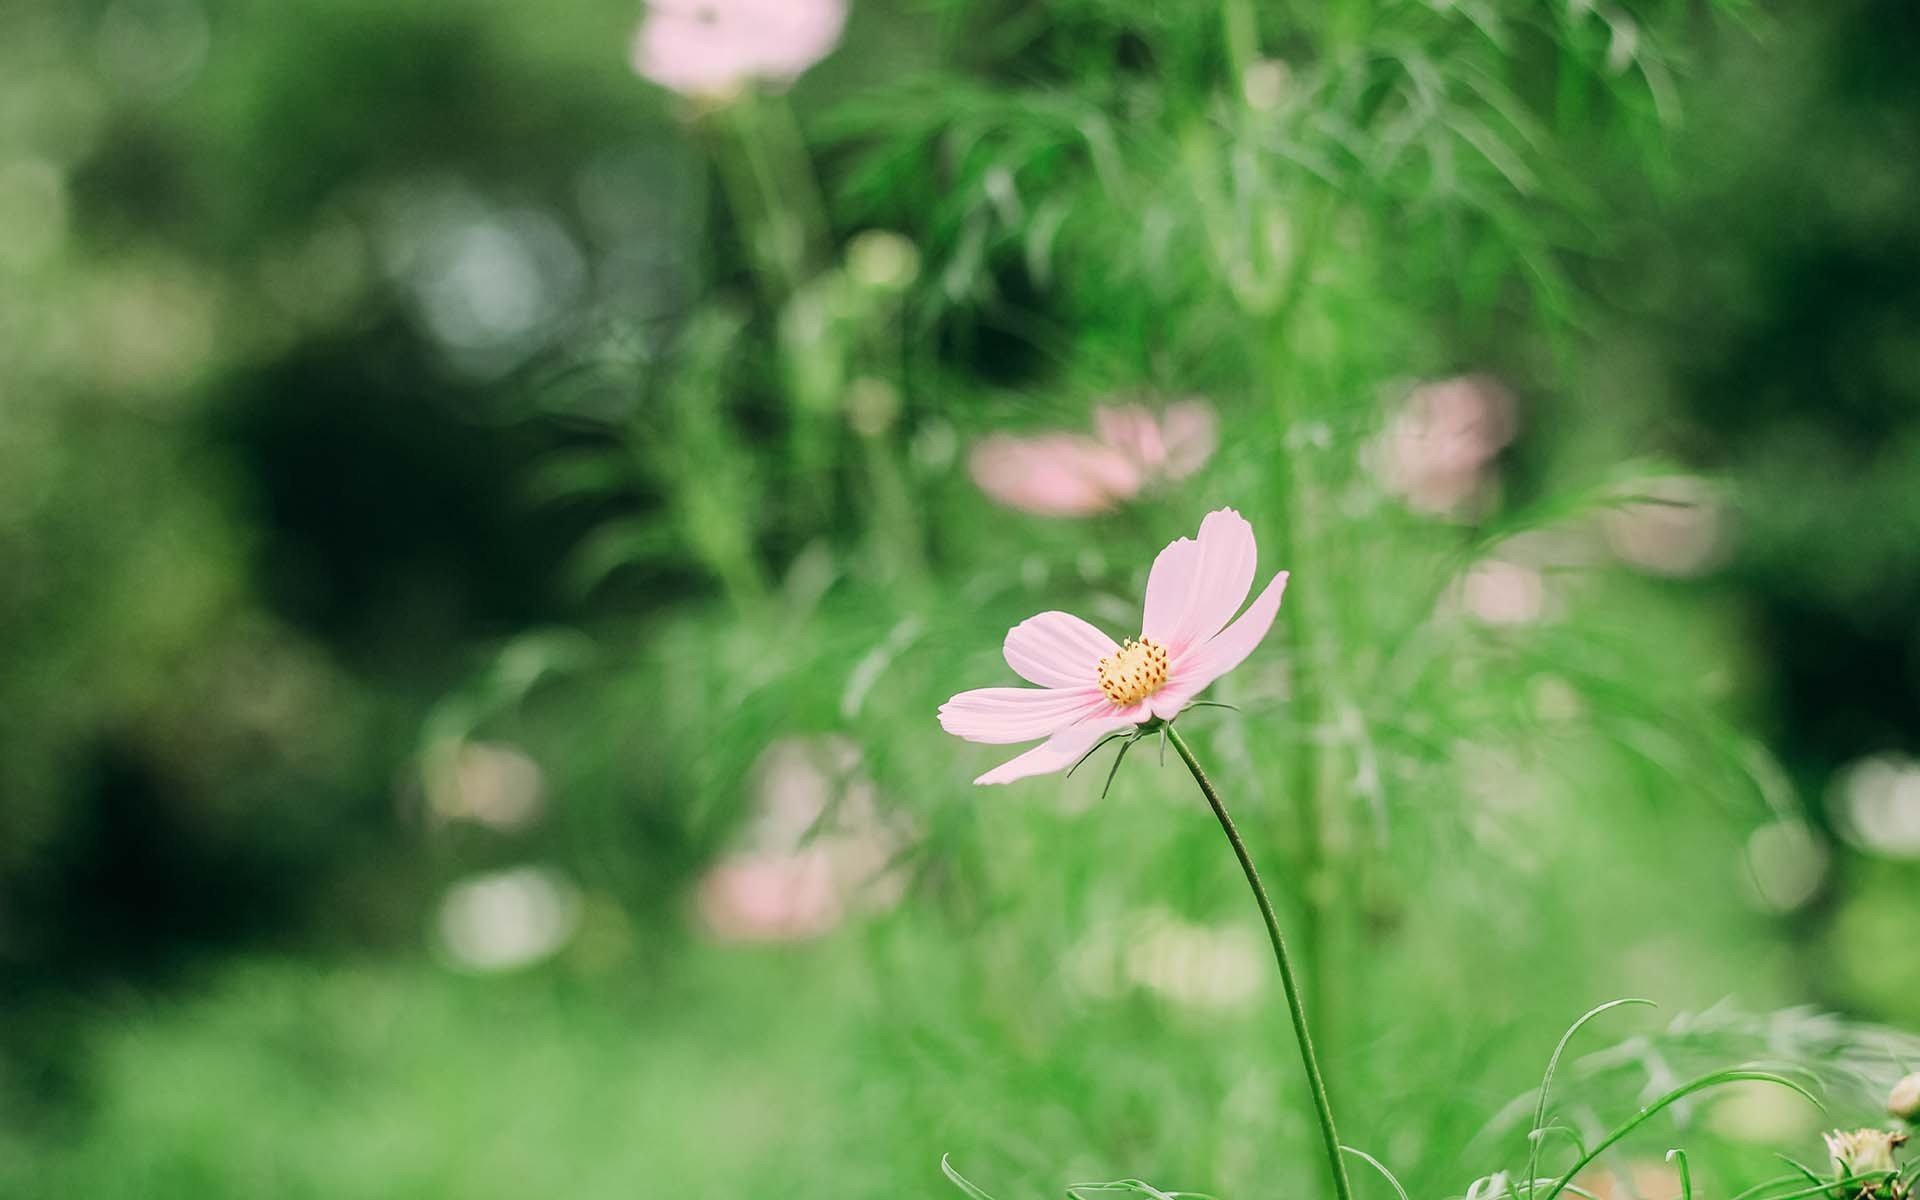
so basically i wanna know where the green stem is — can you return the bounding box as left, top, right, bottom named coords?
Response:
left=857, top=420, right=926, bottom=588
left=1258, top=305, right=1334, bottom=1054
left=1166, top=724, right=1353, bottom=1200
left=706, top=109, right=791, bottom=300
left=736, top=94, right=806, bottom=289
left=761, top=91, right=834, bottom=261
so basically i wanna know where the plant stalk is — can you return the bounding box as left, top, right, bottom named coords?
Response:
left=1166, top=723, right=1353, bottom=1200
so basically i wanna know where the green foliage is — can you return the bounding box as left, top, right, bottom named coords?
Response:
left=2, top=0, right=1918, bottom=1195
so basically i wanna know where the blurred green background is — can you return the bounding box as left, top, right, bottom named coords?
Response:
left=3, top=0, right=1920, bottom=1195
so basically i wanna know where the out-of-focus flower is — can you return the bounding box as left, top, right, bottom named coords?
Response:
left=425, top=738, right=547, bottom=832
left=695, top=736, right=909, bottom=942
left=436, top=865, right=581, bottom=972
left=631, top=0, right=846, bottom=100
left=1241, top=58, right=1292, bottom=111
left=1373, top=374, right=1517, bottom=517
left=1744, top=818, right=1830, bottom=914
left=1123, top=910, right=1265, bottom=1012
left=1830, top=755, right=1920, bottom=860
left=939, top=508, right=1288, bottom=784
left=1603, top=476, right=1731, bottom=577
left=1063, top=908, right=1265, bottom=1012
left=1891, top=1074, right=1920, bottom=1123
left=1459, top=559, right=1547, bottom=627
left=969, top=433, right=1140, bottom=517
left=845, top=229, right=919, bottom=291
left=1825, top=1128, right=1907, bottom=1180
left=1094, top=402, right=1217, bottom=481
left=969, top=399, right=1216, bottom=517
left=697, top=847, right=843, bottom=941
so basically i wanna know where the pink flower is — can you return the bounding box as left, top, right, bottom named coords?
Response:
left=694, top=736, right=909, bottom=942
left=631, top=0, right=847, bottom=99
left=1374, top=374, right=1516, bottom=516
left=938, top=508, right=1288, bottom=785
left=696, top=848, right=844, bottom=942
left=1601, top=476, right=1728, bottom=577
left=967, top=433, right=1139, bottom=517
left=969, top=400, right=1217, bottom=517
left=1092, top=402, right=1218, bottom=481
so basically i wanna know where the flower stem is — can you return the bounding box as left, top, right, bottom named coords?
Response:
left=1165, top=724, right=1354, bottom=1200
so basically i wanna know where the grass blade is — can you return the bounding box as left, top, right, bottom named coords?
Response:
left=1539, top=1069, right=1823, bottom=1200
left=1667, top=1149, right=1692, bottom=1200
left=1527, top=999, right=1657, bottom=1194
left=941, top=1155, right=1000, bottom=1200
left=1344, top=1145, right=1412, bottom=1200
left=1773, top=1154, right=1824, bottom=1188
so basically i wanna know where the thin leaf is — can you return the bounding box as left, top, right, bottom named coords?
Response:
left=1667, top=1150, right=1692, bottom=1200
left=1344, top=1145, right=1412, bottom=1200
left=1524, top=1183, right=1603, bottom=1200
left=940, top=1155, right=999, bottom=1200
left=1066, top=1181, right=1212, bottom=1200
left=1527, top=999, right=1657, bottom=1194
left=1727, top=1170, right=1820, bottom=1200
left=1066, top=731, right=1132, bottom=779
left=1773, top=1155, right=1824, bottom=1188
left=1763, top=1175, right=1896, bottom=1200
left=1528, top=1123, right=1589, bottom=1161
left=1101, top=733, right=1140, bottom=798
left=1540, top=1069, right=1824, bottom=1200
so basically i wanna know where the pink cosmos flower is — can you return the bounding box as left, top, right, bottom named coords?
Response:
left=1601, top=476, right=1728, bottom=577
left=1092, top=402, right=1217, bottom=481
left=631, top=0, right=847, bottom=100
left=1374, top=374, right=1516, bottom=516
left=938, top=508, right=1288, bottom=784
left=969, top=400, right=1217, bottom=517
left=696, top=847, right=843, bottom=942
left=694, top=736, right=908, bottom=942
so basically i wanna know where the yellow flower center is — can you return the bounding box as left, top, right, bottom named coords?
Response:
left=1097, top=637, right=1169, bottom=705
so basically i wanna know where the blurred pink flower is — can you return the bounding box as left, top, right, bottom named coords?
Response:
left=631, top=0, right=847, bottom=99
left=1459, top=558, right=1546, bottom=626
left=967, top=434, right=1139, bottom=517
left=1375, top=374, right=1516, bottom=516
left=1093, top=402, right=1217, bottom=480
left=939, top=508, right=1288, bottom=784
left=697, top=848, right=843, bottom=942
left=695, top=736, right=908, bottom=942
left=1601, top=476, right=1729, bottom=577
left=969, top=400, right=1217, bottom=517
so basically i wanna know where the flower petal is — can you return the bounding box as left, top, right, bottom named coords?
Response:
left=1159, top=401, right=1217, bottom=480
left=973, top=705, right=1147, bottom=786
left=1094, top=404, right=1167, bottom=470
left=1003, top=611, right=1116, bottom=689
left=1160, top=569, right=1290, bottom=706
left=937, top=686, right=1109, bottom=745
left=969, top=434, right=1142, bottom=517
left=1140, top=508, right=1258, bottom=656
left=1140, top=534, right=1201, bottom=643
left=1146, top=686, right=1191, bottom=722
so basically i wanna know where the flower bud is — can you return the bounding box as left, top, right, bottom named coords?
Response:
left=1893, top=1073, right=1920, bottom=1123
